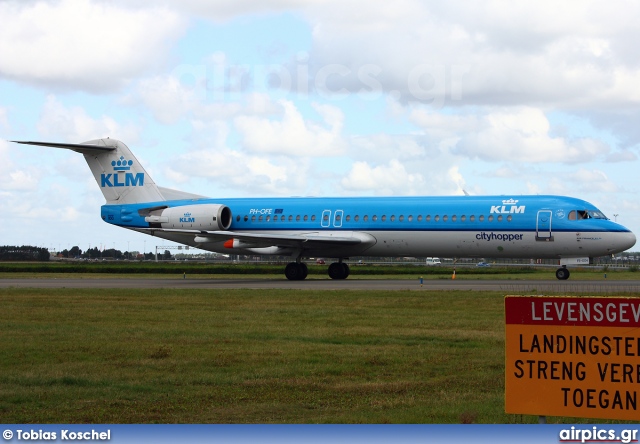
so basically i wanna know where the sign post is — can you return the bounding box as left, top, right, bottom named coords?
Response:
left=505, top=296, right=640, bottom=420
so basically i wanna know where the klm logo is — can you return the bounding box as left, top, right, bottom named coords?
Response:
left=100, top=156, right=144, bottom=188
left=180, top=212, right=195, bottom=223
left=490, top=198, right=525, bottom=214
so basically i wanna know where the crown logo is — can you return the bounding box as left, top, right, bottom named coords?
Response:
left=184, top=212, right=192, bottom=217
left=112, top=156, right=133, bottom=171
left=502, top=198, right=518, bottom=205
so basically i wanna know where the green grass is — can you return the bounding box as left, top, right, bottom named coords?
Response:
left=0, top=288, right=638, bottom=424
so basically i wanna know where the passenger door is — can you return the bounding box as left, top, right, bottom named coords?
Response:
left=536, top=210, right=554, bottom=241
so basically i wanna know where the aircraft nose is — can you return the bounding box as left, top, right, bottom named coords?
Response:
left=616, top=230, right=636, bottom=252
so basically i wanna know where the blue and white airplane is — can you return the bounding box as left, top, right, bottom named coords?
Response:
left=14, top=138, right=636, bottom=280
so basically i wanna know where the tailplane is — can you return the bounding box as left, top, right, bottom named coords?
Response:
left=13, top=138, right=166, bottom=204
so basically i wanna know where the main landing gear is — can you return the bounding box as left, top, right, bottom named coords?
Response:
left=284, top=261, right=350, bottom=281
left=328, top=262, right=350, bottom=280
left=284, top=262, right=308, bottom=281
left=555, top=266, right=570, bottom=280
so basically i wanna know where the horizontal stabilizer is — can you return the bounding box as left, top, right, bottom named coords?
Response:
left=12, top=140, right=116, bottom=155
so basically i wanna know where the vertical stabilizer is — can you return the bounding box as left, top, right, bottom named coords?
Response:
left=13, top=138, right=165, bottom=204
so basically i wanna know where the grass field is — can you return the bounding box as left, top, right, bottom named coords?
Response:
left=1, top=286, right=638, bottom=424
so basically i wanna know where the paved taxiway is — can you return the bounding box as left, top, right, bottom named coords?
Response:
left=1, top=278, right=639, bottom=293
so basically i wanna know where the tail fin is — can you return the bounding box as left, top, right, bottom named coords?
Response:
left=13, top=138, right=165, bottom=204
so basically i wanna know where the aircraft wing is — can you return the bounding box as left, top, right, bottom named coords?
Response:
left=140, top=228, right=374, bottom=249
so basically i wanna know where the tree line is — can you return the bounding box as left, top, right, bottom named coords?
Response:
left=0, top=246, right=50, bottom=261
left=0, top=245, right=173, bottom=261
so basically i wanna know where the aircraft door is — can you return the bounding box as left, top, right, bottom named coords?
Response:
left=536, top=210, right=554, bottom=241
left=321, top=210, right=331, bottom=228
left=333, top=210, right=344, bottom=228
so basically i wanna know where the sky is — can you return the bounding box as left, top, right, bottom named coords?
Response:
left=1, top=0, right=639, bottom=254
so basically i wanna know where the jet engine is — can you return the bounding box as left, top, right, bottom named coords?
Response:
left=144, top=204, right=232, bottom=231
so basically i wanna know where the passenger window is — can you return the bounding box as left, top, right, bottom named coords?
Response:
left=244, top=215, right=249, bottom=222
left=251, top=216, right=256, bottom=222
left=470, top=215, right=475, bottom=222
left=497, top=215, right=503, bottom=222
left=373, top=215, right=378, bottom=221
left=236, top=215, right=241, bottom=222
left=346, top=215, right=351, bottom=222
left=259, top=216, right=263, bottom=222
left=296, top=215, right=301, bottom=222
left=488, top=215, right=494, bottom=222
left=426, top=215, right=431, bottom=222
left=507, top=215, right=512, bottom=222
left=399, top=215, right=404, bottom=222
left=323, top=214, right=329, bottom=221
left=443, top=215, right=448, bottom=222
left=388, top=215, right=393, bottom=222
left=435, top=215, right=440, bottom=222
left=304, top=215, right=308, bottom=221
left=452, top=215, right=456, bottom=222
left=382, top=215, right=387, bottom=222
left=266, top=216, right=270, bottom=222
left=281, top=215, right=285, bottom=221
left=408, top=215, right=413, bottom=222
left=288, top=215, right=293, bottom=222
left=461, top=215, right=466, bottom=222
left=355, top=215, right=360, bottom=222
left=417, top=215, right=422, bottom=222
left=311, top=215, right=316, bottom=221
left=479, top=215, right=484, bottom=222
left=364, top=215, right=369, bottom=222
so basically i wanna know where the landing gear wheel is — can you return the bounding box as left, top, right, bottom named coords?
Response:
left=328, top=262, right=350, bottom=280
left=555, top=267, right=570, bottom=280
left=285, top=262, right=308, bottom=281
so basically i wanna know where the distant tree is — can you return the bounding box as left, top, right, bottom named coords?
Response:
left=69, top=246, right=82, bottom=258
left=163, top=250, right=172, bottom=260
left=84, top=247, right=101, bottom=259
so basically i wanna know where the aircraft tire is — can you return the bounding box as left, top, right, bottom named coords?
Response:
left=328, top=262, right=349, bottom=280
left=555, top=267, right=570, bottom=280
left=300, top=262, right=308, bottom=280
left=285, top=262, right=307, bottom=281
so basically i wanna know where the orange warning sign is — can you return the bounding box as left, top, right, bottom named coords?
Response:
left=505, top=296, right=640, bottom=421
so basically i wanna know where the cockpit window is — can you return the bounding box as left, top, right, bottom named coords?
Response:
left=569, top=209, right=608, bottom=221
left=588, top=210, right=607, bottom=219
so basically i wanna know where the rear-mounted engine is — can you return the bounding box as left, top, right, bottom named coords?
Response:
left=144, top=204, right=232, bottom=231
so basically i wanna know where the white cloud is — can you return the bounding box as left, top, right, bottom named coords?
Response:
left=568, top=168, right=618, bottom=193
left=0, top=139, right=39, bottom=192
left=0, top=0, right=185, bottom=91
left=340, top=159, right=426, bottom=195
left=37, top=95, right=140, bottom=143
left=234, top=100, right=346, bottom=156
left=168, top=147, right=308, bottom=196
left=132, top=75, right=197, bottom=125
left=412, top=107, right=610, bottom=164
left=298, top=0, right=640, bottom=111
